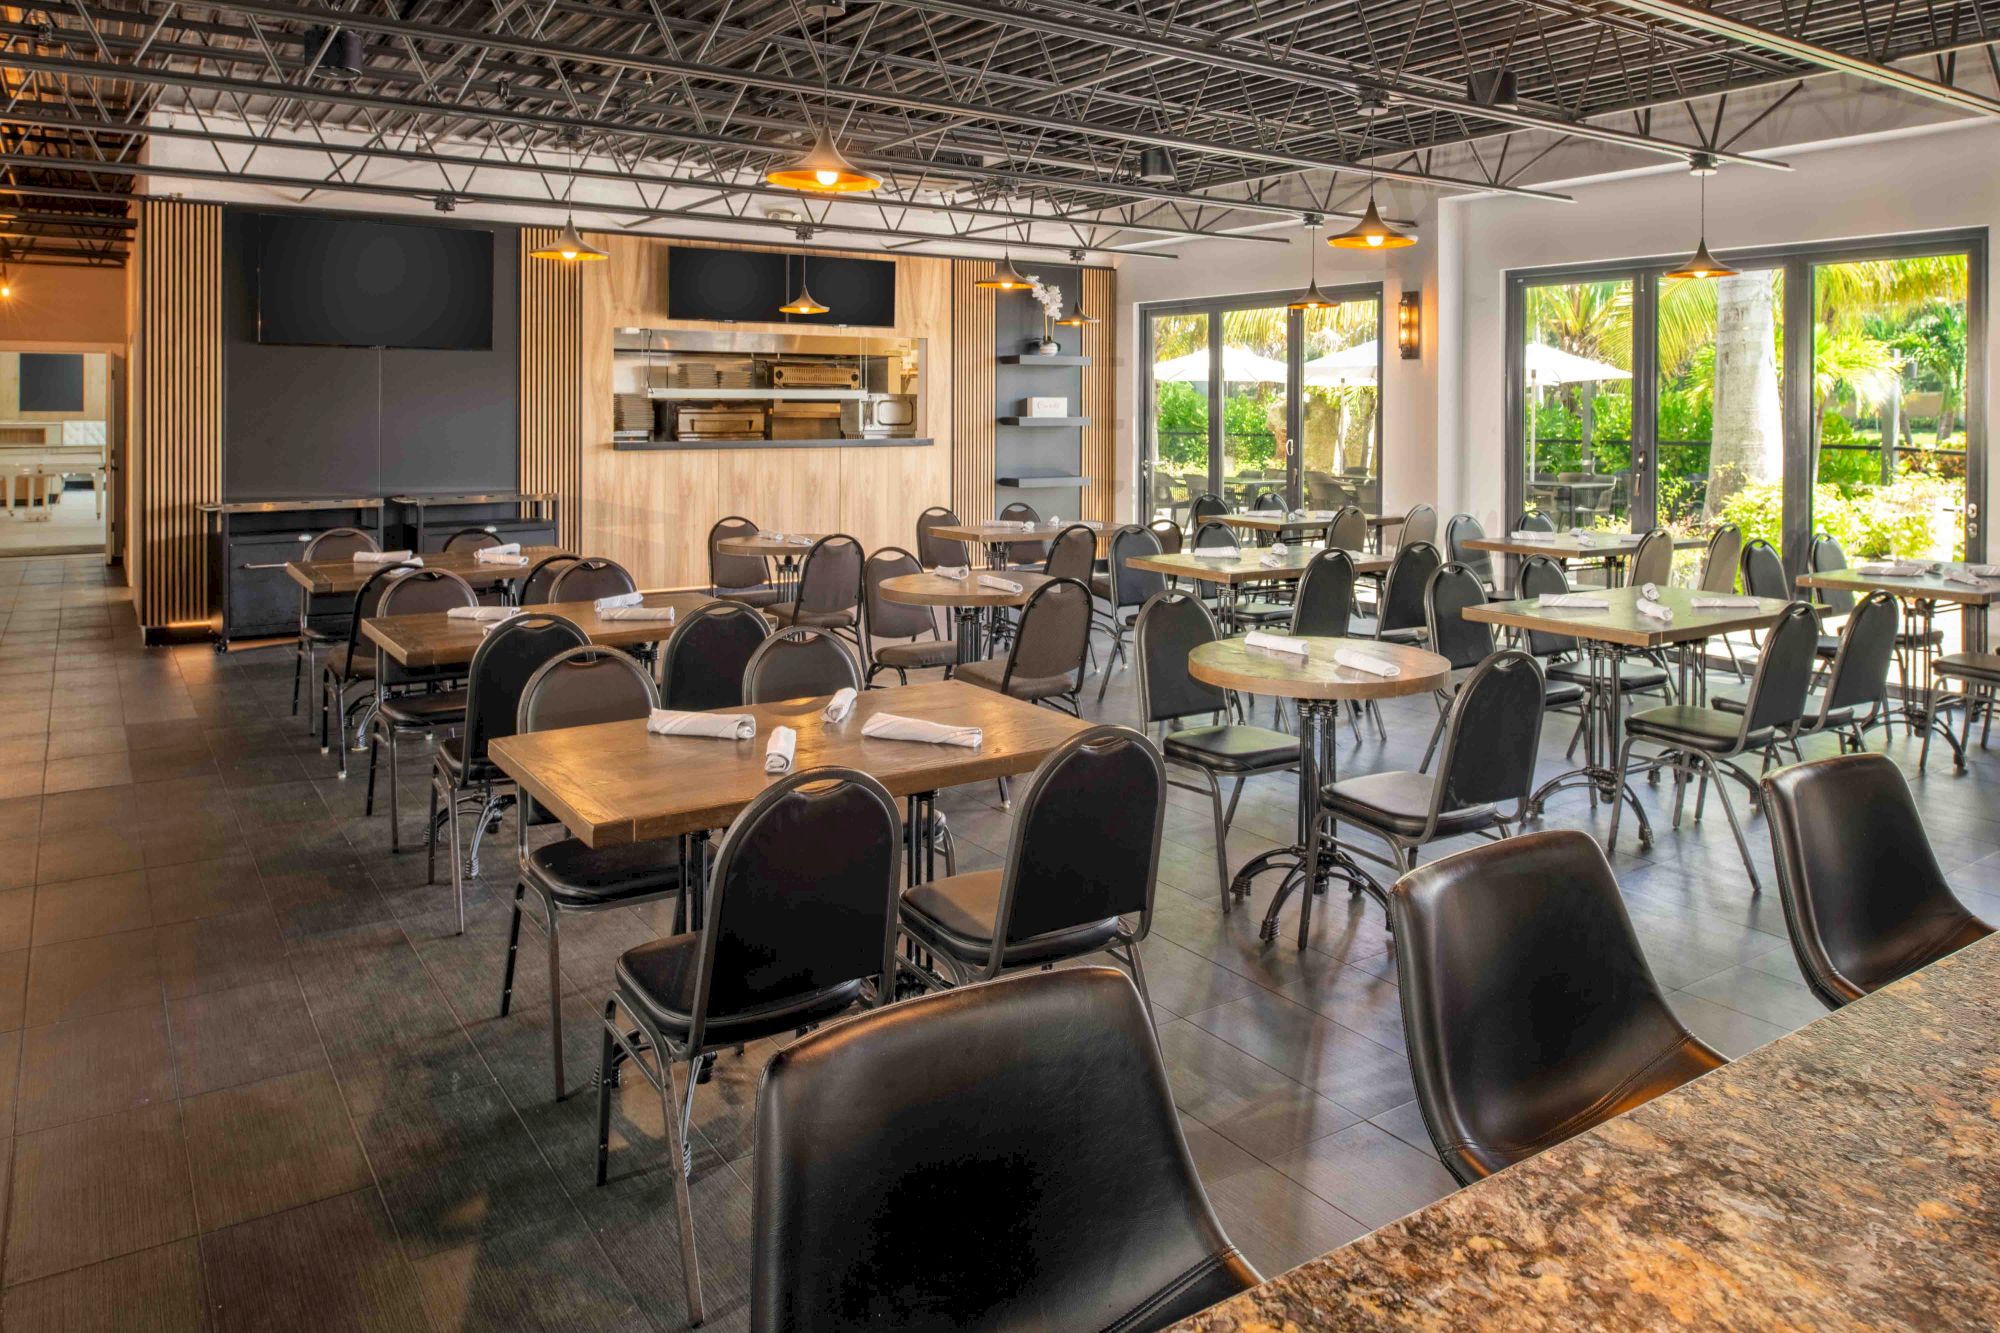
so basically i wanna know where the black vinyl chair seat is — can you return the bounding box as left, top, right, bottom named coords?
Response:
left=1346, top=616, right=1424, bottom=644
left=1089, top=570, right=1111, bottom=600
left=377, top=688, right=467, bottom=725
left=1322, top=770, right=1496, bottom=838
left=1934, top=651, right=2000, bottom=684
left=954, top=657, right=1073, bottom=700
left=1545, top=658, right=1668, bottom=692
left=1711, top=689, right=1861, bottom=727
left=901, top=869, right=1122, bottom=969
left=1623, top=703, right=1752, bottom=752
left=1232, top=599, right=1294, bottom=625
left=1822, top=627, right=1941, bottom=658
left=323, top=644, right=375, bottom=680
left=1163, top=724, right=1299, bottom=773
left=433, top=735, right=499, bottom=786
left=1543, top=679, right=1587, bottom=707
left=873, top=637, right=957, bottom=669
left=717, top=584, right=783, bottom=609
left=525, top=837, right=685, bottom=909
left=767, top=604, right=856, bottom=629
left=615, top=934, right=869, bottom=1046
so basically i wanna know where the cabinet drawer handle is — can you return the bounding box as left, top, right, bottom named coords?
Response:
left=238, top=561, right=290, bottom=570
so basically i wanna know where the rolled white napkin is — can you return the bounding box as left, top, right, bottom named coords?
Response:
left=1195, top=546, right=1242, bottom=560
left=1941, top=569, right=1993, bottom=588
left=994, top=519, right=1035, bottom=530
left=1640, top=582, right=1663, bottom=600
left=1690, top=594, right=1762, bottom=608
left=1637, top=597, right=1674, bottom=622
left=648, top=709, right=756, bottom=740
left=474, top=542, right=521, bottom=561
left=475, top=554, right=529, bottom=568
left=384, top=564, right=421, bottom=577
left=1333, top=648, right=1400, bottom=678
left=1509, top=530, right=1556, bottom=542
left=788, top=534, right=814, bottom=545
left=1538, top=593, right=1610, bottom=609
left=823, top=687, right=857, bottom=723
left=1244, top=630, right=1309, bottom=658
left=932, top=565, right=970, bottom=581
left=594, top=591, right=644, bottom=611
left=759, top=531, right=787, bottom=541
left=353, top=549, right=413, bottom=564
left=1259, top=552, right=1287, bottom=570
left=861, top=713, right=982, bottom=747
left=765, top=726, right=796, bottom=774
left=1856, top=561, right=1928, bottom=577
left=1966, top=564, right=2000, bottom=578
left=1286, top=509, right=1308, bottom=521
left=1269, top=541, right=1289, bottom=557
left=597, top=606, right=676, bottom=622
left=445, top=605, right=520, bottom=622
left=977, top=574, right=1024, bottom=594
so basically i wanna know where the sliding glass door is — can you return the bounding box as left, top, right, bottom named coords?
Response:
left=1145, top=310, right=1209, bottom=523
left=1519, top=275, right=1639, bottom=534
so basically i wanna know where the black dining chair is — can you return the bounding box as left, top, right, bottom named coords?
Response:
left=364, top=569, right=480, bottom=852
left=958, top=576, right=1093, bottom=715
left=548, top=557, right=638, bottom=604
left=598, top=766, right=903, bottom=1327
left=442, top=526, right=503, bottom=553
left=1146, top=517, right=1184, bottom=555
left=293, top=526, right=378, bottom=730
left=749, top=967, right=1260, bottom=1332
left=1043, top=522, right=1098, bottom=581
left=1735, top=537, right=1788, bottom=671
left=321, top=561, right=415, bottom=775
left=1929, top=649, right=2000, bottom=765
left=861, top=547, right=956, bottom=686
left=1397, top=502, right=1438, bottom=551
left=710, top=515, right=781, bottom=608
left=1515, top=508, right=1554, bottom=534
left=769, top=534, right=865, bottom=646
left=430, top=612, right=588, bottom=931
left=1350, top=540, right=1437, bottom=645
left=656, top=601, right=770, bottom=712
left=508, top=644, right=685, bottom=1102
left=997, top=500, right=1049, bottom=568
left=915, top=506, right=970, bottom=569
left=1762, top=752, right=1992, bottom=1010
left=1443, top=512, right=1502, bottom=597
left=1697, top=524, right=1747, bottom=677
left=1392, top=829, right=1727, bottom=1183
left=1096, top=526, right=1167, bottom=701
left=1135, top=590, right=1298, bottom=911
left=1812, top=534, right=1940, bottom=712
left=1715, top=589, right=1897, bottom=754
left=1515, top=554, right=1594, bottom=752
left=743, top=627, right=863, bottom=703
left=1627, top=526, right=1674, bottom=589
left=1188, top=492, right=1228, bottom=527
left=1326, top=504, right=1367, bottom=552
left=1291, top=546, right=1379, bottom=740
left=1418, top=563, right=1495, bottom=771
left=518, top=552, right=580, bottom=606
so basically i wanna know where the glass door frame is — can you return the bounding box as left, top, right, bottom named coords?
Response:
left=1506, top=228, right=1987, bottom=573
left=1138, top=283, right=1385, bottom=520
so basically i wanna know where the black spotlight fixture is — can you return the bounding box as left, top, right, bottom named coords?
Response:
left=310, top=27, right=364, bottom=83
left=1136, top=146, right=1175, bottom=183
left=1469, top=68, right=1520, bottom=110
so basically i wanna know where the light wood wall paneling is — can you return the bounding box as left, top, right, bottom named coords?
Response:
left=519, top=229, right=583, bottom=545
left=951, top=259, right=996, bottom=527
left=132, top=199, right=222, bottom=630
left=1080, top=267, right=1119, bottom=526
left=0, top=353, right=111, bottom=423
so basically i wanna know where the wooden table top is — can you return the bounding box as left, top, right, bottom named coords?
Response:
left=488, top=680, right=1093, bottom=847
left=1214, top=511, right=1401, bottom=533
left=929, top=520, right=1110, bottom=548
left=362, top=591, right=721, bottom=668
left=1462, top=531, right=1706, bottom=560
left=715, top=533, right=824, bottom=557
left=1126, top=545, right=1392, bottom=586
left=1188, top=636, right=1448, bottom=701
left=1797, top=563, right=2000, bottom=606
left=1466, top=584, right=1793, bottom=649
left=284, top=546, right=565, bottom=596
left=878, top=571, right=1052, bottom=608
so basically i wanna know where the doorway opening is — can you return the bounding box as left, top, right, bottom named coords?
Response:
left=0, top=349, right=118, bottom=557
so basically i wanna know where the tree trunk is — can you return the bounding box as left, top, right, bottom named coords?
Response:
left=1704, top=270, right=1784, bottom=521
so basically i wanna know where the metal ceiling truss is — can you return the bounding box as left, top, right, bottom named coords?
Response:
left=0, top=0, right=1992, bottom=267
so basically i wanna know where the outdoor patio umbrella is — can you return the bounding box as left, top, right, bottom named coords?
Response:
left=1524, top=342, right=1631, bottom=477
left=1152, top=345, right=1290, bottom=382
left=1302, top=340, right=1379, bottom=387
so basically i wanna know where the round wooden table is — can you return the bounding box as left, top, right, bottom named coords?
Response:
left=716, top=532, right=824, bottom=598
left=879, top=571, right=1050, bottom=664
left=1189, top=635, right=1449, bottom=947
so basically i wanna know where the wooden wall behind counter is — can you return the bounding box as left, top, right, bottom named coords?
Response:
left=572, top=234, right=954, bottom=590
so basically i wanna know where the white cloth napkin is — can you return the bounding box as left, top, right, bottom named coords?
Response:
left=993, top=520, right=1035, bottom=530
left=475, top=554, right=528, bottom=568
left=1941, top=569, right=1994, bottom=588
left=445, top=606, right=519, bottom=622
left=1286, top=509, right=1309, bottom=521
left=1538, top=593, right=1610, bottom=609
left=1244, top=631, right=1309, bottom=658
left=1259, top=553, right=1286, bottom=569
left=647, top=709, right=756, bottom=740
left=823, top=687, right=857, bottom=723
left=1856, top=561, right=1928, bottom=577
left=1967, top=564, right=2000, bottom=578
left=1195, top=546, right=1242, bottom=560
left=1640, top=582, right=1662, bottom=600
left=354, top=549, right=413, bottom=564
left=1269, top=541, right=1289, bottom=557
left=1691, top=595, right=1761, bottom=608
left=474, top=542, right=521, bottom=561
left=1509, top=530, right=1556, bottom=542
left=765, top=726, right=796, bottom=774
left=1637, top=596, right=1674, bottom=622
left=384, top=564, right=421, bottom=577
left=977, top=574, right=1024, bottom=594
left=933, top=565, right=970, bottom=581
left=597, top=606, right=676, bottom=622
left=861, top=713, right=982, bottom=747
left=1334, top=648, right=1401, bottom=678
left=594, top=591, right=644, bottom=611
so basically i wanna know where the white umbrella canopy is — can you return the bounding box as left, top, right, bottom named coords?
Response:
left=1523, top=342, right=1631, bottom=385
left=1152, top=345, right=1290, bottom=383
left=1302, top=339, right=1379, bottom=387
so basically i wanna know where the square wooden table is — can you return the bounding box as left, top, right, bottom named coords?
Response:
left=285, top=546, right=566, bottom=597
left=363, top=590, right=720, bottom=668
left=1462, top=531, right=1704, bottom=585
left=929, top=520, right=1110, bottom=569
left=1124, top=545, right=1392, bottom=629
left=488, top=680, right=1091, bottom=851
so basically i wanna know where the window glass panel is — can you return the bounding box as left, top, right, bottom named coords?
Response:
left=1522, top=279, right=1635, bottom=532
left=1147, top=310, right=1209, bottom=522
left=1300, top=297, right=1381, bottom=514
left=1217, top=307, right=1291, bottom=510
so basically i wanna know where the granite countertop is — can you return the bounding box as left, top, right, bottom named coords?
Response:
left=1171, top=932, right=2000, bottom=1331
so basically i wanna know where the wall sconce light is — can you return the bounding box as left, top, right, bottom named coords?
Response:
left=1397, top=290, right=1421, bottom=360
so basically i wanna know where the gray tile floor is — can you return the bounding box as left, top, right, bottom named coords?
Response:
left=2, top=553, right=1997, bottom=1331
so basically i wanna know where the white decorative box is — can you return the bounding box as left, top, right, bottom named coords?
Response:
left=1025, top=396, right=1069, bottom=418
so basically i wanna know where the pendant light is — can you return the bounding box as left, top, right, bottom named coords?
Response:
left=766, top=127, right=882, bottom=193
left=1327, top=186, right=1415, bottom=250
left=530, top=132, right=608, bottom=263
left=974, top=252, right=1034, bottom=291
left=1288, top=215, right=1337, bottom=311
left=1054, top=301, right=1097, bottom=327
left=0, top=252, right=13, bottom=300
left=1664, top=160, right=1737, bottom=281
left=779, top=253, right=829, bottom=316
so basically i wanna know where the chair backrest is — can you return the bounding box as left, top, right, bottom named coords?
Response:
left=1515, top=509, right=1554, bottom=534
left=1043, top=523, right=1098, bottom=580
left=710, top=516, right=770, bottom=592
left=341, top=562, right=424, bottom=666
left=519, top=553, right=580, bottom=606
left=1188, top=493, right=1228, bottom=524
left=657, top=602, right=771, bottom=711
left=304, top=527, right=377, bottom=560
left=1191, top=519, right=1237, bottom=551
left=1291, top=548, right=1355, bottom=638
left=862, top=547, right=936, bottom=643
left=375, top=569, right=479, bottom=685
left=994, top=726, right=1164, bottom=966
left=517, top=643, right=657, bottom=737
left=743, top=628, right=862, bottom=703
left=1147, top=518, right=1183, bottom=555
left=1399, top=502, right=1438, bottom=549
left=1817, top=590, right=1898, bottom=720
left=1515, top=555, right=1576, bottom=656
left=1627, top=527, right=1673, bottom=588
left=1443, top=513, right=1494, bottom=586
left=1431, top=649, right=1544, bottom=822
left=1134, top=590, right=1226, bottom=726
left=750, top=967, right=1257, bottom=1333
left=548, top=557, right=637, bottom=603
left=1739, top=538, right=1786, bottom=600
left=1326, top=504, right=1367, bottom=551
left=1698, top=523, right=1742, bottom=594
left=1809, top=532, right=1856, bottom=616
left=1424, top=563, right=1494, bottom=671
left=442, top=526, right=501, bottom=553
left=1003, top=577, right=1094, bottom=694
left=459, top=614, right=590, bottom=772
left=1109, top=525, right=1166, bottom=611
left=997, top=502, right=1049, bottom=561
left=1737, top=602, right=1820, bottom=738
left=1252, top=490, right=1285, bottom=512
left=914, top=507, right=969, bottom=568
left=794, top=535, right=865, bottom=615
left=1391, top=829, right=1724, bottom=1182
left=689, top=767, right=901, bottom=1054
left=1762, top=753, right=1991, bottom=1009
left=1377, top=541, right=1440, bottom=637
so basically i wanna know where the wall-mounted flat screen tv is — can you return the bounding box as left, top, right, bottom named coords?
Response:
left=256, top=214, right=494, bottom=349
left=666, top=246, right=897, bottom=326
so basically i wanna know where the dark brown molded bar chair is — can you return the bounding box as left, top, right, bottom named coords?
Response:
left=518, top=552, right=580, bottom=606
left=293, top=526, right=377, bottom=730
left=861, top=547, right=955, bottom=686
left=710, top=515, right=781, bottom=608
left=749, top=968, right=1260, bottom=1332
left=442, top=526, right=503, bottom=552
left=1762, top=751, right=1992, bottom=1009
left=1096, top=526, right=1166, bottom=701
left=320, top=561, right=418, bottom=779
left=742, top=628, right=863, bottom=703
left=1392, top=829, right=1726, bottom=1183
left=547, top=557, right=637, bottom=603
left=1147, top=517, right=1184, bottom=555
left=364, top=569, right=479, bottom=851
left=1043, top=522, right=1097, bottom=580
left=656, top=602, right=770, bottom=711
left=957, top=576, right=1092, bottom=716
left=914, top=506, right=970, bottom=569
left=768, top=534, right=864, bottom=647
left=1397, top=501, right=1438, bottom=550
left=998, top=500, right=1050, bottom=569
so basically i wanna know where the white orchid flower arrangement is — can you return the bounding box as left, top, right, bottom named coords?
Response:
left=1025, top=275, right=1065, bottom=323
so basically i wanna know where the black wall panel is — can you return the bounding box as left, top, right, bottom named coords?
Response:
left=19, top=353, right=85, bottom=412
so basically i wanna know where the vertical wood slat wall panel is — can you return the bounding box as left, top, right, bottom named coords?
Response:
left=132, top=199, right=222, bottom=629
left=950, top=259, right=997, bottom=526
left=1080, top=267, right=1118, bottom=525
left=518, top=229, right=582, bottom=546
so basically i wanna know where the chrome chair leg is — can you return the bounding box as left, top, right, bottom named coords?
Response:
left=499, top=884, right=525, bottom=1017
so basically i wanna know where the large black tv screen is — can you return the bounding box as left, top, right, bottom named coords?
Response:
left=256, top=214, right=494, bottom=349
left=666, top=247, right=897, bottom=326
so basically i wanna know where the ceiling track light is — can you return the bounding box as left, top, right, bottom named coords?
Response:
left=1665, top=168, right=1737, bottom=281
left=974, top=251, right=1034, bottom=291
left=1470, top=68, right=1521, bottom=110
left=309, top=27, right=364, bottom=84
left=1327, top=190, right=1415, bottom=251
